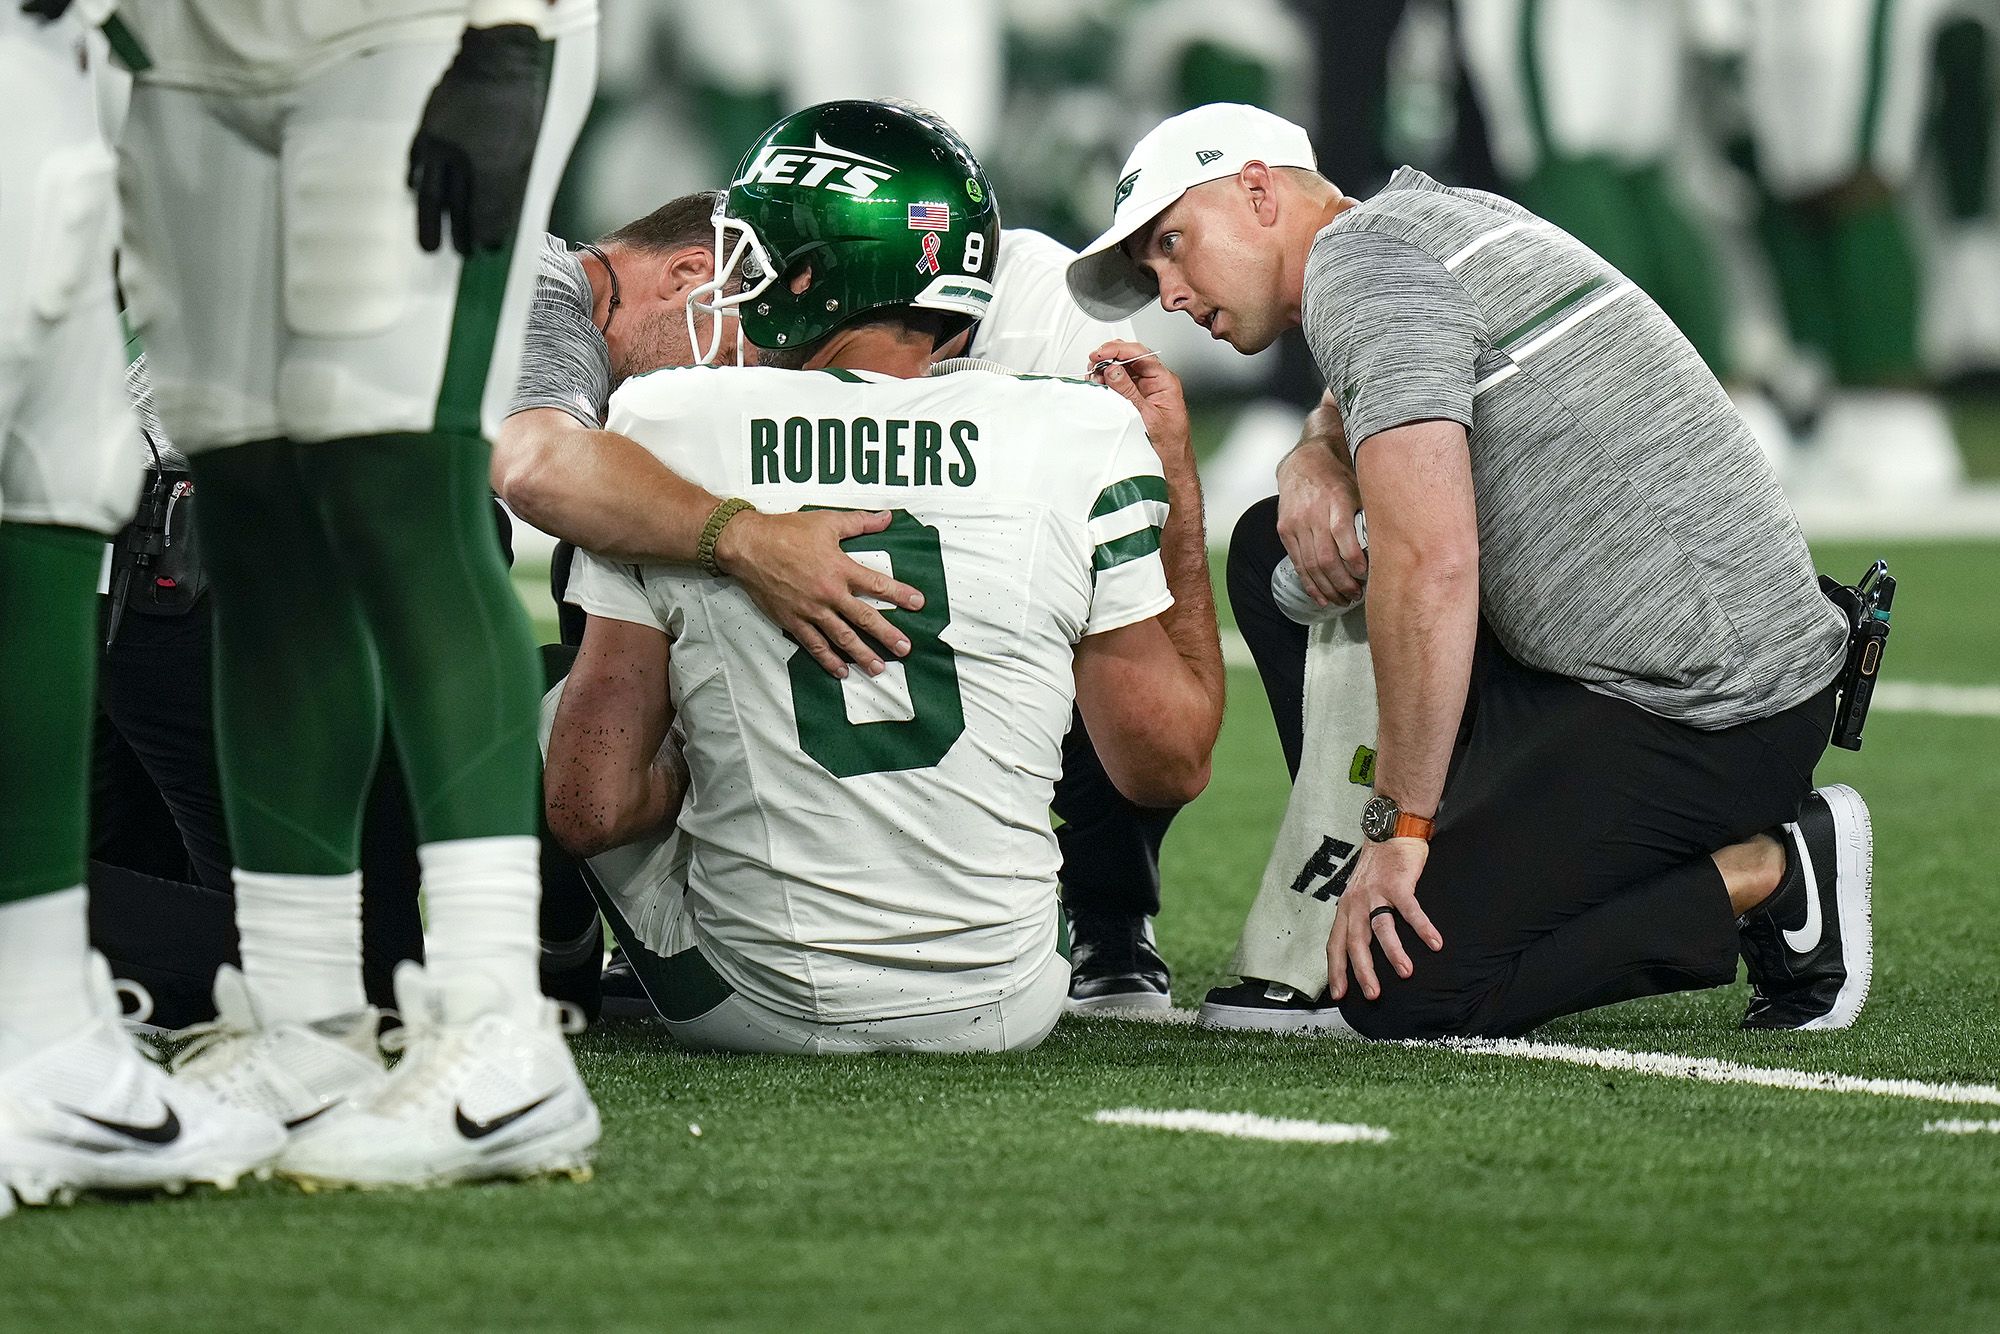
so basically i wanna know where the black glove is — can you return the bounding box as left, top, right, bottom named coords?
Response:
left=407, top=23, right=549, bottom=256
left=20, top=0, right=76, bottom=19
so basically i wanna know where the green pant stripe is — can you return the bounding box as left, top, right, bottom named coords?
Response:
left=1093, top=526, right=1162, bottom=571
left=1858, top=0, right=1895, bottom=164
left=1090, top=474, right=1169, bottom=520
left=1519, top=0, right=1554, bottom=164
left=431, top=43, right=553, bottom=438
left=1494, top=276, right=1607, bottom=351
left=433, top=247, right=520, bottom=439
left=101, top=15, right=152, bottom=74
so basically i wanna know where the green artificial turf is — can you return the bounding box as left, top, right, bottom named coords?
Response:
left=15, top=541, right=2000, bottom=1331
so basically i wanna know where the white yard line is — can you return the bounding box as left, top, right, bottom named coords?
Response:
left=1088, top=1011, right=2000, bottom=1107
left=1218, top=631, right=2000, bottom=719
left=1873, top=681, right=2000, bottom=716
left=1925, top=1120, right=2000, bottom=1134
left=1438, top=1038, right=2000, bottom=1106
left=1094, top=1107, right=1391, bottom=1144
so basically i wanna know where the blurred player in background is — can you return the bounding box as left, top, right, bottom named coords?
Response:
left=0, top=0, right=282, bottom=1209
left=1742, top=0, right=1964, bottom=495
left=544, top=101, right=1223, bottom=1053
left=113, top=0, right=600, bottom=1189
left=1455, top=1, right=1735, bottom=378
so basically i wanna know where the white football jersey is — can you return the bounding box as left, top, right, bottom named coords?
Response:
left=568, top=364, right=1172, bottom=1023
left=971, top=228, right=1136, bottom=378
left=120, top=0, right=596, bottom=94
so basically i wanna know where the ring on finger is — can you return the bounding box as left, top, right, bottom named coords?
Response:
left=1368, top=906, right=1397, bottom=920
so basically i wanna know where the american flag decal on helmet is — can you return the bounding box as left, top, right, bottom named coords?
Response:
left=907, top=203, right=951, bottom=231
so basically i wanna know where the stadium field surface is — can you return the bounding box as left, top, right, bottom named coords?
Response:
left=12, top=538, right=2000, bottom=1331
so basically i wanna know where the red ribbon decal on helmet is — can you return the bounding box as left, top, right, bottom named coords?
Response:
left=915, top=231, right=942, bottom=275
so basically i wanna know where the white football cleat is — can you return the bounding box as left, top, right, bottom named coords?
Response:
left=0, top=956, right=285, bottom=1204
left=169, top=965, right=388, bottom=1141
left=279, top=963, right=599, bottom=1190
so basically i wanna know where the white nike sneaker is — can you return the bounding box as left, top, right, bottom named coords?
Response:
left=0, top=956, right=285, bottom=1204
left=280, top=963, right=599, bottom=1190
left=169, top=966, right=388, bottom=1141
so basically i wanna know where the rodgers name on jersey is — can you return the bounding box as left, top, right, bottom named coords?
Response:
left=567, top=363, right=1171, bottom=1024
left=750, top=414, right=979, bottom=488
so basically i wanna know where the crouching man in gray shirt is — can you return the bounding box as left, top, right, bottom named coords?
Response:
left=1069, top=104, right=1869, bottom=1037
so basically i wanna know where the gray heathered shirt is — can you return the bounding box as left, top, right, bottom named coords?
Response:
left=508, top=234, right=613, bottom=428
left=1305, top=167, right=1847, bottom=729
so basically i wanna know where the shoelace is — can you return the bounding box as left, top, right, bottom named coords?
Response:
left=370, top=1001, right=582, bottom=1117
left=370, top=1012, right=464, bottom=1116
left=112, top=978, right=154, bottom=1029
left=164, top=1011, right=262, bottom=1074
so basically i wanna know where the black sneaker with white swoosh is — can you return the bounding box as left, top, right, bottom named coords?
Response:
left=1197, top=979, right=1355, bottom=1034
left=1738, top=784, right=1874, bottom=1031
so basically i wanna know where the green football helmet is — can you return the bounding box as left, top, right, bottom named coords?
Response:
left=688, top=100, right=1001, bottom=361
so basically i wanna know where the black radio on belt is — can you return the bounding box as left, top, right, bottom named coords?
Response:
left=1820, top=559, right=1895, bottom=751
left=105, top=425, right=207, bottom=646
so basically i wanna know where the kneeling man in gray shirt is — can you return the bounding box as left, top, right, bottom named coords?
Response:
left=1069, top=104, right=1869, bottom=1038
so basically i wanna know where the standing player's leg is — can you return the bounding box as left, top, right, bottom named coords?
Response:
left=1746, top=0, right=1961, bottom=494
left=260, top=26, right=601, bottom=1188
left=0, top=8, right=282, bottom=1205
left=118, top=78, right=395, bottom=1138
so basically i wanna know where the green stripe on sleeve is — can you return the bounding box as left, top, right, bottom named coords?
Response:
left=1093, top=526, right=1162, bottom=571
left=1493, top=276, right=1607, bottom=351
left=1090, top=474, right=1169, bottom=520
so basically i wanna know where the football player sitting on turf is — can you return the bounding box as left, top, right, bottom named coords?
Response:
left=542, top=101, right=1223, bottom=1053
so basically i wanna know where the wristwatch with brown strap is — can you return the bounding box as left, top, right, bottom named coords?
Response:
left=1361, top=793, right=1435, bottom=843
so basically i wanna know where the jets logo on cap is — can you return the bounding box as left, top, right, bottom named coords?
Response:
left=1113, top=170, right=1140, bottom=210
left=1196, top=149, right=1224, bottom=166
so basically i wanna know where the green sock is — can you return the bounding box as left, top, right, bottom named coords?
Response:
left=1519, top=156, right=1654, bottom=290
left=1628, top=163, right=1733, bottom=378
left=1832, top=198, right=1923, bottom=385
left=192, top=433, right=541, bottom=869
left=1757, top=197, right=1839, bottom=367
left=0, top=524, right=108, bottom=903
left=190, top=440, right=384, bottom=875
left=312, top=433, right=542, bottom=844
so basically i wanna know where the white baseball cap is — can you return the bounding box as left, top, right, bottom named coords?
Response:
left=1066, top=103, right=1318, bottom=321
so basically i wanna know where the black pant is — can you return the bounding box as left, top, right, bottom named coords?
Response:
left=1227, top=497, right=1833, bottom=1038
left=550, top=544, right=1179, bottom=920
left=1052, top=711, right=1180, bottom=919
left=1227, top=500, right=1310, bottom=781
left=94, top=604, right=233, bottom=892
left=90, top=599, right=426, bottom=1018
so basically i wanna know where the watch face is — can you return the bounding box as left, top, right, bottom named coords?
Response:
left=1361, top=795, right=1396, bottom=842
